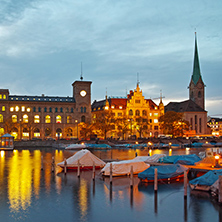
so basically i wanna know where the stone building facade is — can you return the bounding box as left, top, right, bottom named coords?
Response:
left=0, top=80, right=92, bottom=140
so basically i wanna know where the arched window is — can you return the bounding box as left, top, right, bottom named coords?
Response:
left=34, top=128, right=40, bottom=138
left=81, top=107, right=83, bottom=113
left=56, top=115, right=62, bottom=123
left=84, top=107, right=86, bottom=113
left=12, top=115, right=17, bottom=123
left=60, top=108, right=63, bottom=113
left=0, top=114, right=3, bottom=123
left=38, top=107, right=41, bottom=112
left=55, top=107, right=58, bottom=113
left=45, top=115, right=51, bottom=123
left=33, top=107, right=36, bottom=112
left=49, top=107, right=52, bottom=112
left=34, top=115, right=40, bottom=123
left=198, top=91, right=201, bottom=98
left=135, top=110, right=140, bottom=116
left=23, top=114, right=28, bottom=123
left=56, top=128, right=62, bottom=138
left=44, top=107, right=47, bottom=112
left=45, top=128, right=51, bottom=137
left=81, top=115, right=86, bottom=123
left=71, top=108, right=74, bottom=113
left=129, top=109, right=133, bottom=116
left=66, top=128, right=73, bottom=137
left=142, top=110, right=147, bottom=116
left=67, top=116, right=71, bottom=123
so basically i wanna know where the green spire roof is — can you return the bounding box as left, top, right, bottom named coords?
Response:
left=192, top=33, right=203, bottom=85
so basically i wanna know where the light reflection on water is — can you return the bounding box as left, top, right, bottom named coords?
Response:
left=0, top=147, right=221, bottom=222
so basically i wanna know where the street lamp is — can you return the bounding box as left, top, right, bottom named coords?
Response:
left=75, top=120, right=78, bottom=140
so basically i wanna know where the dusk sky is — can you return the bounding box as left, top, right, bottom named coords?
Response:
left=0, top=0, right=221, bottom=116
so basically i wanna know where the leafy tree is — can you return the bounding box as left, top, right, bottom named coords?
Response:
left=159, top=111, right=189, bottom=137
left=134, top=116, right=149, bottom=138
left=79, top=123, right=94, bottom=139
left=92, top=110, right=115, bottom=139
left=116, top=115, right=130, bottom=140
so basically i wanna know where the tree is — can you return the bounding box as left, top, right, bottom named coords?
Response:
left=116, top=115, right=130, bottom=140
left=79, top=123, right=94, bottom=139
left=92, top=110, right=115, bottom=139
left=159, top=111, right=189, bottom=137
left=134, top=116, right=149, bottom=138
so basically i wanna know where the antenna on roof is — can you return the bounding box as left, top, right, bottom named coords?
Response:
left=80, top=62, right=83, bottom=81
left=137, top=72, right=140, bottom=87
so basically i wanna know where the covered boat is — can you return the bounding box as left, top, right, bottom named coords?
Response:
left=85, top=144, right=112, bottom=149
left=65, top=143, right=86, bottom=150
left=57, top=149, right=106, bottom=170
left=133, top=154, right=166, bottom=163
left=159, top=154, right=201, bottom=165
left=101, top=159, right=150, bottom=176
left=189, top=169, right=222, bottom=191
left=138, top=164, right=188, bottom=182
left=0, top=134, right=14, bottom=151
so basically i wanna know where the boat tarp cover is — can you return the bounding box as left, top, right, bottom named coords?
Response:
left=189, top=169, right=222, bottom=186
left=85, top=144, right=112, bottom=148
left=138, top=164, right=188, bottom=180
left=133, top=154, right=166, bottom=163
left=57, top=149, right=106, bottom=167
left=101, top=160, right=150, bottom=176
left=159, top=154, right=201, bottom=165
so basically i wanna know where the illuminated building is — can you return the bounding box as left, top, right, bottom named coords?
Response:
left=208, top=118, right=222, bottom=136
left=0, top=80, right=92, bottom=140
left=165, top=33, right=208, bottom=136
left=91, top=83, right=164, bottom=139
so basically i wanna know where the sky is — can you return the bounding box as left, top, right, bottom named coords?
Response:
left=0, top=0, right=221, bottom=117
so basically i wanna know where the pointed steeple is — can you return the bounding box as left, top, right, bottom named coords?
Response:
left=191, top=33, right=203, bottom=85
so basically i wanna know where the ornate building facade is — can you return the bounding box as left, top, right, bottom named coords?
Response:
left=92, top=83, right=164, bottom=139
left=0, top=80, right=92, bottom=140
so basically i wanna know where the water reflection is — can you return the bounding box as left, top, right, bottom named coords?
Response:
left=1, top=147, right=222, bottom=222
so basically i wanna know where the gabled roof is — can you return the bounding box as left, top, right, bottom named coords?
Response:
left=165, top=99, right=206, bottom=113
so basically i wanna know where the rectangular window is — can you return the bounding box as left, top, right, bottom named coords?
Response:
left=154, top=113, right=158, bottom=116
left=154, top=126, right=158, bottom=130
left=154, top=119, right=158, bottom=123
left=135, top=100, right=140, bottom=103
left=199, top=118, right=202, bottom=133
left=21, top=106, right=25, bottom=112
left=2, top=106, right=5, bottom=111
left=0, top=95, right=2, bottom=99
left=38, top=107, right=41, bottom=112
left=118, top=112, right=122, bottom=116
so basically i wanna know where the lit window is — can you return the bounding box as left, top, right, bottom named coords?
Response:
left=3, top=95, right=6, bottom=99
left=10, top=107, right=14, bottom=112
left=67, top=116, right=71, bottom=123
left=12, top=115, right=17, bottom=123
left=15, top=106, right=19, bottom=112
left=111, top=106, right=115, bottom=109
left=2, top=106, right=5, bottom=111
left=45, top=115, right=51, bottom=123
left=119, top=106, right=122, bottom=109
left=150, top=113, right=152, bottom=117
left=155, top=107, right=157, bottom=110
left=0, top=95, right=2, bottom=99
left=21, top=106, right=25, bottom=112
left=0, top=114, right=3, bottom=122
left=23, top=114, right=28, bottom=123
left=154, top=113, right=158, bottom=116
left=105, top=106, right=109, bottom=110
left=27, top=107, right=31, bottom=112
left=34, top=115, right=40, bottom=123
left=154, top=119, right=158, bottom=123
left=56, top=115, right=62, bottom=123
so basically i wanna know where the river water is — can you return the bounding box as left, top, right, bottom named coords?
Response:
left=0, top=147, right=221, bottom=222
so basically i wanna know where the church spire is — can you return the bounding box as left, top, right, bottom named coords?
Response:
left=191, top=32, right=203, bottom=85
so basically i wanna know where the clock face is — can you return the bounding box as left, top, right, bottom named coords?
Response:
left=80, top=90, right=87, bottom=97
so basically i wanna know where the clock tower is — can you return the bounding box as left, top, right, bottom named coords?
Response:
left=72, top=80, right=92, bottom=123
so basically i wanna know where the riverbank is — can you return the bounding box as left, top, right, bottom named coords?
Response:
left=14, top=137, right=222, bottom=148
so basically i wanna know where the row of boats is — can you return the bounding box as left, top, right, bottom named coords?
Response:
left=57, top=149, right=222, bottom=197
left=54, top=141, right=222, bottom=150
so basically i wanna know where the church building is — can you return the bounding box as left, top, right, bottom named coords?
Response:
left=165, top=33, right=208, bottom=135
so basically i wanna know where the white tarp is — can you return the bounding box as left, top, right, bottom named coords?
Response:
left=57, top=149, right=106, bottom=168
left=101, top=159, right=150, bottom=176
left=65, top=144, right=86, bottom=150
left=133, top=154, right=166, bottom=163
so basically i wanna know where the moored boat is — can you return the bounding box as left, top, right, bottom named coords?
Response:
left=57, top=149, right=106, bottom=170
left=65, top=143, right=86, bottom=150
left=0, top=134, right=14, bottom=151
